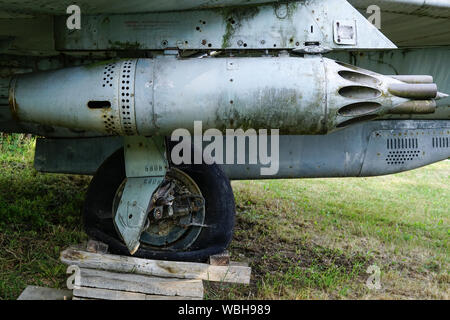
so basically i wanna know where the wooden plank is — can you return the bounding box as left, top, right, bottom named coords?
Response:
left=18, top=285, right=72, bottom=300
left=230, top=261, right=249, bottom=267
left=72, top=296, right=94, bottom=300
left=73, top=286, right=201, bottom=300
left=60, top=248, right=251, bottom=284
left=78, top=268, right=204, bottom=298
left=145, top=294, right=201, bottom=300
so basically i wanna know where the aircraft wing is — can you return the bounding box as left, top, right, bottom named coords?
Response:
left=0, top=0, right=275, bottom=15
left=1, top=0, right=449, bottom=47
left=349, top=0, right=450, bottom=46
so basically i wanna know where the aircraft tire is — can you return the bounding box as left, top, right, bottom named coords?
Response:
left=82, top=148, right=236, bottom=262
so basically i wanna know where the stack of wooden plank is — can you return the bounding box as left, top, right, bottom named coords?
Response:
left=59, top=241, right=251, bottom=300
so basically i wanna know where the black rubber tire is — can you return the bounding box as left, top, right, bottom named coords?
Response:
left=83, top=148, right=235, bottom=262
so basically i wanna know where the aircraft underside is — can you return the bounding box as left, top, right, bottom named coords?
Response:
left=0, top=0, right=448, bottom=260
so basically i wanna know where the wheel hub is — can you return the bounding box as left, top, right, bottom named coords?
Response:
left=112, top=168, right=206, bottom=250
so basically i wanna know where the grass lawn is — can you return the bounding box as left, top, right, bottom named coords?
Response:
left=0, top=134, right=448, bottom=300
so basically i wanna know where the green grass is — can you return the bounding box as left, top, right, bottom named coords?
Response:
left=0, top=134, right=448, bottom=299
left=215, top=164, right=449, bottom=299
left=0, top=134, right=89, bottom=299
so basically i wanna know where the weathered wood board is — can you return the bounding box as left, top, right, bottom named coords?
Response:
left=18, top=286, right=72, bottom=300
left=61, top=248, right=251, bottom=284
left=76, top=268, right=204, bottom=298
left=73, top=286, right=201, bottom=300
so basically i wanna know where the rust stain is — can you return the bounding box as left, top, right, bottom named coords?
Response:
left=63, top=249, right=86, bottom=260
left=157, top=262, right=179, bottom=274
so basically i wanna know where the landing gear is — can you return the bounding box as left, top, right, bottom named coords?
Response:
left=83, top=148, right=236, bottom=262
left=112, top=167, right=206, bottom=251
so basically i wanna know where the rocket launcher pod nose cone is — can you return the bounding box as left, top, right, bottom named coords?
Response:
left=435, top=92, right=449, bottom=100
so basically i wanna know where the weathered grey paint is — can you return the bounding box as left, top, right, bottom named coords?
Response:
left=0, top=0, right=276, bottom=15
left=2, top=48, right=449, bottom=139
left=115, top=136, right=168, bottom=254
left=1, top=0, right=448, bottom=56
left=53, top=0, right=395, bottom=51
left=34, top=120, right=450, bottom=179
left=13, top=55, right=427, bottom=137
left=0, top=16, right=55, bottom=56
left=34, top=136, right=122, bottom=173
left=327, top=47, right=450, bottom=120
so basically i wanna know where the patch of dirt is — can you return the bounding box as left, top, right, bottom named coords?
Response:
left=234, top=216, right=369, bottom=268
left=207, top=214, right=373, bottom=298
